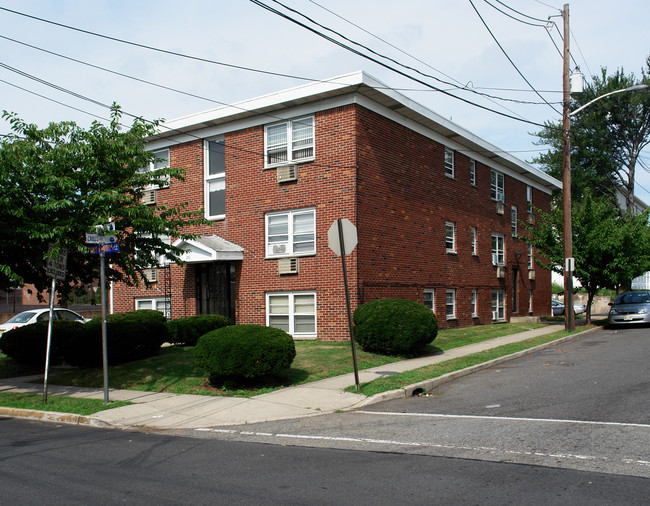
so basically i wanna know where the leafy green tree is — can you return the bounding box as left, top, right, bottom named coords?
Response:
left=533, top=57, right=650, bottom=214
left=0, top=106, right=204, bottom=298
left=522, top=192, right=650, bottom=323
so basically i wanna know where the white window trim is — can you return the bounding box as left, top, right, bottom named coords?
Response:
left=445, top=221, right=456, bottom=253
left=444, top=148, right=455, bottom=178
left=491, top=233, right=505, bottom=266
left=527, top=185, right=533, bottom=214
left=471, top=227, right=478, bottom=256
left=471, top=289, right=478, bottom=317
left=135, top=297, right=170, bottom=319
left=424, top=289, right=435, bottom=313
left=528, top=243, right=534, bottom=270
left=528, top=289, right=534, bottom=313
left=266, top=291, right=317, bottom=338
left=265, top=208, right=316, bottom=258
left=511, top=206, right=518, bottom=237
left=142, top=148, right=170, bottom=189
left=492, top=290, right=506, bottom=321
left=446, top=289, right=456, bottom=319
left=264, top=116, right=315, bottom=168
left=205, top=138, right=226, bottom=221
left=491, top=170, right=505, bottom=202
left=470, top=159, right=476, bottom=186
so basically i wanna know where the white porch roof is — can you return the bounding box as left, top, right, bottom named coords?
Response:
left=172, top=235, right=244, bottom=263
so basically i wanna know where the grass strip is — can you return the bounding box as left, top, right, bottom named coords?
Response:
left=0, top=391, right=131, bottom=415
left=347, top=327, right=590, bottom=397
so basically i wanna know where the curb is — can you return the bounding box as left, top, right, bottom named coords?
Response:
left=352, top=325, right=603, bottom=408
left=0, top=406, right=115, bottom=428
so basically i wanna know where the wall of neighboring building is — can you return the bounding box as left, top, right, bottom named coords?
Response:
left=355, top=106, right=552, bottom=327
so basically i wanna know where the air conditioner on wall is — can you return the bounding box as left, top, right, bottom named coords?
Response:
left=271, top=243, right=287, bottom=256
left=277, top=164, right=298, bottom=183
left=142, top=268, right=158, bottom=283
left=496, top=201, right=505, bottom=215
left=278, top=257, right=299, bottom=275
left=142, top=189, right=157, bottom=205
left=528, top=270, right=536, bottom=280
left=496, top=267, right=505, bottom=278
left=492, top=311, right=499, bottom=321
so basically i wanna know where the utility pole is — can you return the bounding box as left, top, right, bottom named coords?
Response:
left=562, top=3, right=575, bottom=332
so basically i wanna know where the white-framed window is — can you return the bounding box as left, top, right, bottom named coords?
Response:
left=471, top=289, right=478, bottom=317
left=135, top=297, right=170, bottom=320
left=511, top=206, right=518, bottom=237
left=491, top=233, right=505, bottom=266
left=266, top=208, right=316, bottom=257
left=470, top=159, right=476, bottom=186
left=424, top=289, right=435, bottom=313
left=266, top=291, right=316, bottom=338
left=491, top=290, right=505, bottom=321
left=265, top=116, right=314, bottom=166
left=444, top=148, right=454, bottom=178
left=527, top=185, right=533, bottom=214
left=528, top=243, right=534, bottom=270
left=528, top=289, right=533, bottom=313
left=205, top=138, right=225, bottom=220
left=445, top=221, right=456, bottom=253
left=491, top=170, right=504, bottom=202
left=471, top=227, right=478, bottom=256
left=446, top=289, right=456, bottom=319
left=140, top=148, right=170, bottom=188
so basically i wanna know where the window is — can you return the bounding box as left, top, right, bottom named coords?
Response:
left=265, top=116, right=314, bottom=166
left=446, top=289, right=456, bottom=319
left=471, top=289, right=478, bottom=317
left=205, top=139, right=225, bottom=219
left=491, top=290, right=505, bottom=321
left=491, top=170, right=504, bottom=202
left=511, top=206, right=518, bottom=237
left=141, top=148, right=170, bottom=188
left=528, top=243, right=533, bottom=269
left=444, top=148, right=454, bottom=178
left=135, top=297, right=170, bottom=320
left=266, top=208, right=315, bottom=257
left=266, top=292, right=316, bottom=337
left=471, top=227, right=477, bottom=255
left=424, top=290, right=435, bottom=312
left=528, top=289, right=533, bottom=313
left=445, top=222, right=456, bottom=252
left=527, top=185, right=533, bottom=214
left=491, top=233, right=505, bottom=266
left=470, top=159, right=476, bottom=186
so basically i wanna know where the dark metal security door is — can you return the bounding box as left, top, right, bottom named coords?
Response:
left=197, top=262, right=235, bottom=322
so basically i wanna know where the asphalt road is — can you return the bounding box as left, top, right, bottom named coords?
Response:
left=175, top=325, right=650, bottom=481
left=1, top=416, right=647, bottom=505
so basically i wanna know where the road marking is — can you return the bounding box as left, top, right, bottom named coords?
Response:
left=355, top=411, right=650, bottom=429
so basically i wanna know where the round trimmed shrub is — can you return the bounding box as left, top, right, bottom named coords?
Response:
left=194, top=324, right=296, bottom=383
left=167, top=314, right=231, bottom=346
left=0, top=320, right=84, bottom=366
left=353, top=298, right=438, bottom=356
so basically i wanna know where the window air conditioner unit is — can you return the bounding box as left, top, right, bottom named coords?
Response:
left=492, top=253, right=499, bottom=266
left=142, top=189, right=157, bottom=205
left=142, top=268, right=158, bottom=283
left=528, top=269, right=536, bottom=280
left=492, top=311, right=499, bottom=321
left=277, top=164, right=298, bottom=183
left=278, top=257, right=299, bottom=275
left=496, top=266, right=506, bottom=278
left=496, top=201, right=505, bottom=215
left=271, top=243, right=287, bottom=255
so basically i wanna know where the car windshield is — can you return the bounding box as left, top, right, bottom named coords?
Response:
left=614, top=292, right=650, bottom=305
left=5, top=312, right=36, bottom=324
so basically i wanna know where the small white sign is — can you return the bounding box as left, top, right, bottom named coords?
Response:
left=328, top=219, right=358, bottom=257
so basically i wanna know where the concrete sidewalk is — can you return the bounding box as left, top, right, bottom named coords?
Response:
left=0, top=323, right=600, bottom=430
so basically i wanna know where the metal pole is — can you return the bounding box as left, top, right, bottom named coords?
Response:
left=100, top=249, right=110, bottom=403
left=43, top=277, right=56, bottom=404
left=562, top=4, right=575, bottom=332
left=338, top=219, right=360, bottom=391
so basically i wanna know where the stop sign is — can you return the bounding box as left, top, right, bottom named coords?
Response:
left=328, top=219, right=358, bottom=256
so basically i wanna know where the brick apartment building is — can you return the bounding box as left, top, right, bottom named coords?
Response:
left=112, top=71, right=561, bottom=341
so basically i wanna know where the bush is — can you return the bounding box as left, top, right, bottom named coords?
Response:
left=0, top=320, right=85, bottom=366
left=353, top=299, right=438, bottom=356
left=63, top=310, right=168, bottom=367
left=194, top=324, right=296, bottom=383
left=167, top=314, right=231, bottom=346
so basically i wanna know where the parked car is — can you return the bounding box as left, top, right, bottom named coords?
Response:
left=551, top=299, right=587, bottom=316
left=607, top=290, right=650, bottom=326
left=0, top=308, right=88, bottom=337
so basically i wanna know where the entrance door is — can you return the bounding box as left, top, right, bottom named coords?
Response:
left=197, top=262, right=236, bottom=322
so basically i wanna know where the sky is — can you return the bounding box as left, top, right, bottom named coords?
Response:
left=1, top=0, right=648, bottom=201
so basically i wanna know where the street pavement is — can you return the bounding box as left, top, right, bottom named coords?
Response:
left=0, top=322, right=601, bottom=430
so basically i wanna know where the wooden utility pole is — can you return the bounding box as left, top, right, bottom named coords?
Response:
left=562, top=3, right=575, bottom=332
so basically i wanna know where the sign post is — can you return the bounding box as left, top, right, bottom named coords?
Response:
left=44, top=245, right=67, bottom=403
left=328, top=218, right=360, bottom=391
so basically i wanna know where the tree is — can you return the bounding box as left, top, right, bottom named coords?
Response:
left=522, top=192, right=650, bottom=324
left=533, top=57, right=650, bottom=214
left=0, top=106, right=204, bottom=299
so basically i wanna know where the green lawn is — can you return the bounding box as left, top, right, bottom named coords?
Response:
left=1, top=321, right=552, bottom=398
left=0, top=392, right=130, bottom=415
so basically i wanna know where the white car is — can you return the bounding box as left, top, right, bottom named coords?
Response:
left=0, top=308, right=88, bottom=337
